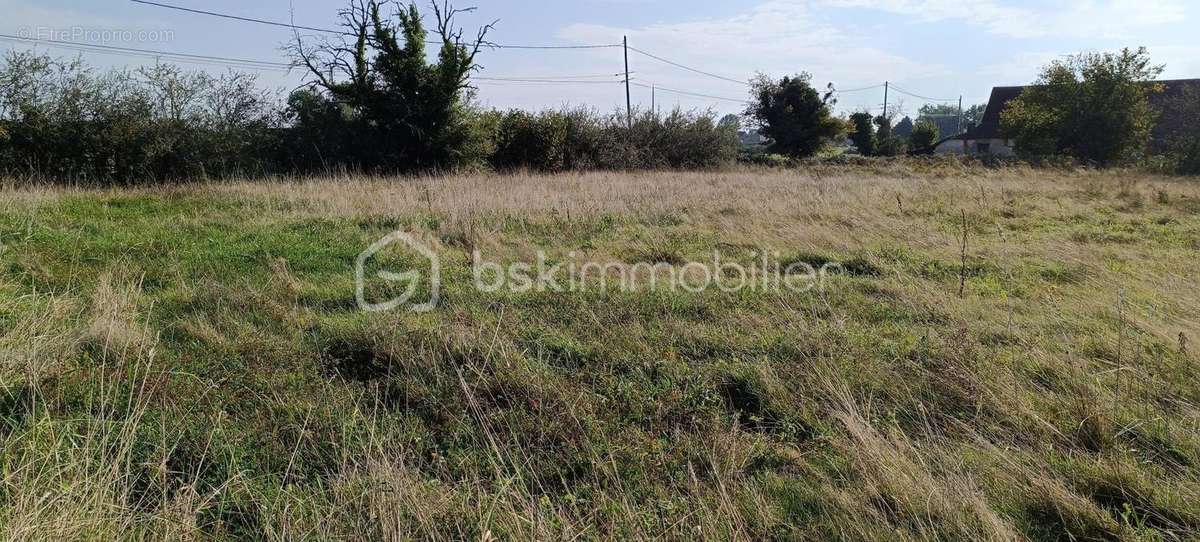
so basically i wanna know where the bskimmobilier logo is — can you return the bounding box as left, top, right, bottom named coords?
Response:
left=355, top=231, right=441, bottom=313
left=356, top=231, right=849, bottom=314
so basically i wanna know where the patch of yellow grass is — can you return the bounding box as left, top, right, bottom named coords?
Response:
left=2, top=166, right=1198, bottom=540
left=85, top=269, right=151, bottom=359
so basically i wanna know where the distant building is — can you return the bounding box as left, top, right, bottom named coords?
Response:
left=738, top=129, right=768, bottom=146
left=935, top=79, right=1200, bottom=156
left=933, top=86, right=1023, bottom=156
left=921, top=114, right=969, bottom=141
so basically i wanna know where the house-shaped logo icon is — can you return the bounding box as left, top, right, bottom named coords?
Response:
left=355, top=231, right=440, bottom=313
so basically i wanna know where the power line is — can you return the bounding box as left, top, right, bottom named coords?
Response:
left=0, top=34, right=630, bottom=85
left=129, top=0, right=339, bottom=34
left=475, top=77, right=620, bottom=84
left=626, top=46, right=748, bottom=86
left=487, top=43, right=621, bottom=50
left=478, top=73, right=625, bottom=80
left=836, top=84, right=885, bottom=93
left=129, top=0, right=621, bottom=50
left=889, top=84, right=957, bottom=102
left=630, top=81, right=744, bottom=103
left=0, top=33, right=293, bottom=72
left=20, top=1, right=970, bottom=109
left=2, top=33, right=967, bottom=108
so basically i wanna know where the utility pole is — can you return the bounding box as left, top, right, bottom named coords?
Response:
left=651, top=85, right=656, bottom=116
left=957, top=95, right=963, bottom=135
left=623, top=35, right=632, bottom=129
left=882, top=81, right=889, bottom=119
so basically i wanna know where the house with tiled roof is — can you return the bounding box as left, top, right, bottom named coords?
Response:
left=935, top=79, right=1200, bottom=156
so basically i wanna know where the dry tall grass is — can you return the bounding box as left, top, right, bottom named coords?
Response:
left=1, top=165, right=1198, bottom=540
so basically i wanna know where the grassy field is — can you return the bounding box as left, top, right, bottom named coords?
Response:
left=1, top=165, right=1199, bottom=540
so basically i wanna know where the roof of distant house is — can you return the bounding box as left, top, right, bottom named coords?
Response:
left=947, top=79, right=1200, bottom=146
left=965, top=86, right=1025, bottom=140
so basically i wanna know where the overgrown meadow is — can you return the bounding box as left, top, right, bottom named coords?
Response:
left=1, top=165, right=1198, bottom=540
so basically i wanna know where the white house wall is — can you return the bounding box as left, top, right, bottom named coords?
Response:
left=934, top=139, right=967, bottom=155
left=933, top=138, right=1015, bottom=157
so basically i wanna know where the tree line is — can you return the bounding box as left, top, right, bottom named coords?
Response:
left=1002, top=47, right=1198, bottom=174
left=742, top=74, right=973, bottom=160
left=747, top=47, right=1197, bottom=174
left=1, top=1, right=1195, bottom=183
left=0, top=55, right=736, bottom=184
left=0, top=2, right=736, bottom=184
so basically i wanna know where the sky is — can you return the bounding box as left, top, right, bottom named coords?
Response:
left=2, top=0, right=1198, bottom=119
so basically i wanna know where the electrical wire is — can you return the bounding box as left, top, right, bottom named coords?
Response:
left=475, top=76, right=620, bottom=84
left=0, top=34, right=628, bottom=84
left=626, top=46, right=748, bottom=86
left=836, top=84, right=885, bottom=93
left=0, top=33, right=293, bottom=72
left=129, top=0, right=621, bottom=50
left=478, top=73, right=624, bottom=80
left=630, top=81, right=744, bottom=103
left=486, top=43, right=622, bottom=50
left=889, top=84, right=957, bottom=102
left=1, top=32, right=964, bottom=108
left=23, top=1, right=967, bottom=107
left=129, top=0, right=339, bottom=34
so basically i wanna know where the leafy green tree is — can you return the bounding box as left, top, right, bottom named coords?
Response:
left=917, top=103, right=984, bottom=135
left=292, top=1, right=491, bottom=172
left=848, top=112, right=876, bottom=156
left=909, top=119, right=939, bottom=155
left=917, top=104, right=954, bottom=117
left=1162, top=85, right=1200, bottom=175
left=875, top=113, right=892, bottom=140
left=745, top=73, right=841, bottom=158
left=963, top=103, right=985, bottom=128
left=894, top=116, right=914, bottom=138
left=283, top=88, right=355, bottom=171
left=874, top=114, right=905, bottom=156
left=0, top=51, right=279, bottom=183
left=1001, top=47, right=1163, bottom=165
left=876, top=136, right=905, bottom=157
left=718, top=114, right=741, bottom=131
left=485, top=107, right=738, bottom=172
left=491, top=109, right=570, bottom=171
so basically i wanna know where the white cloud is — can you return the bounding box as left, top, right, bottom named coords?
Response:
left=820, top=0, right=1188, bottom=39
left=557, top=0, right=947, bottom=93
left=979, top=44, right=1200, bottom=88
left=1150, top=45, right=1200, bottom=79
left=977, top=51, right=1062, bottom=84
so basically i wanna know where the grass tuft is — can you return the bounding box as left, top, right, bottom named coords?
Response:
left=1, top=167, right=1198, bottom=540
